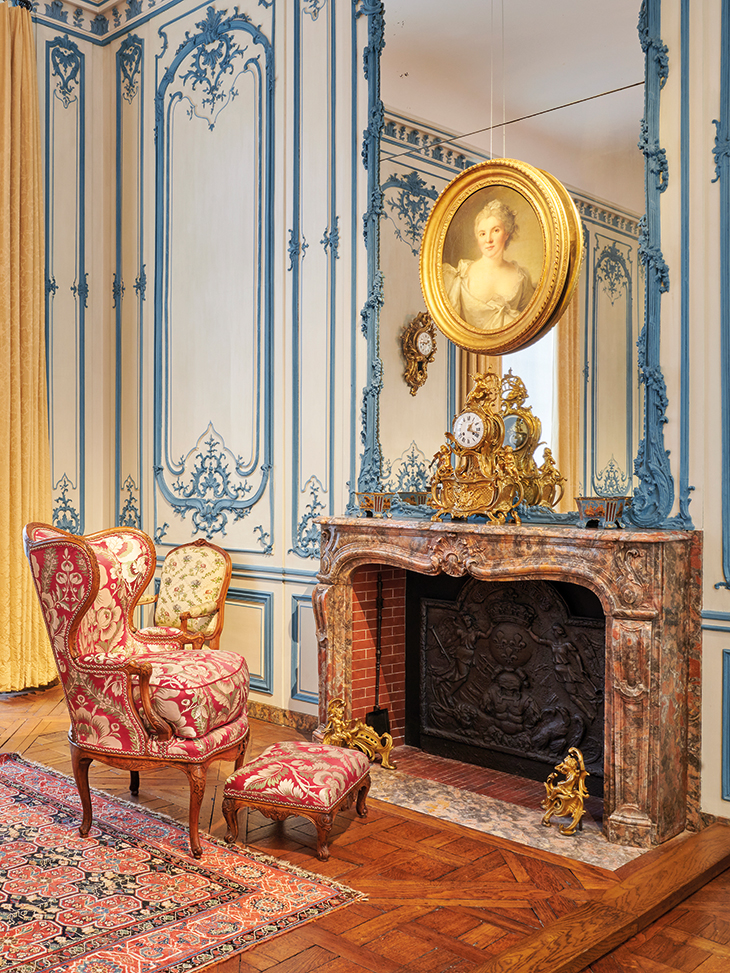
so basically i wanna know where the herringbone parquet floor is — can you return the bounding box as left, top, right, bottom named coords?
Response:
left=3, top=681, right=730, bottom=973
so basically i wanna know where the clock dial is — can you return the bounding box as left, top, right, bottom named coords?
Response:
left=416, top=330, right=433, bottom=356
left=453, top=411, right=485, bottom=449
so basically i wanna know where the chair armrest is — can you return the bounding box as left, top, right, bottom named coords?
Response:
left=126, top=661, right=173, bottom=741
left=177, top=630, right=208, bottom=651
left=179, top=601, right=220, bottom=622
left=137, top=592, right=158, bottom=606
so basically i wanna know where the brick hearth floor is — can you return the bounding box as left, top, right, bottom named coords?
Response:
left=391, top=745, right=604, bottom=826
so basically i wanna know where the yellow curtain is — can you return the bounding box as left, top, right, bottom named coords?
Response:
left=0, top=3, right=55, bottom=691
left=553, top=285, right=582, bottom=513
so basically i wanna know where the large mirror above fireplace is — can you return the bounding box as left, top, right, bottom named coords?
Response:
left=356, top=0, right=685, bottom=530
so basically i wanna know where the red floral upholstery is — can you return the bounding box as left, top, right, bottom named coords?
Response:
left=23, top=523, right=250, bottom=857
left=222, top=741, right=371, bottom=861
left=224, top=742, right=370, bottom=811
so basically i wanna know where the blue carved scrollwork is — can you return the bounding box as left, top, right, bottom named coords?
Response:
left=381, top=170, right=438, bottom=256
left=303, top=0, right=327, bottom=19
left=134, top=265, right=147, bottom=300
left=126, top=0, right=144, bottom=22
left=45, top=1, right=67, bottom=23
left=356, top=2, right=386, bottom=490
left=253, top=525, right=273, bottom=554
left=321, top=216, right=340, bottom=257
left=119, top=35, right=143, bottom=102
left=154, top=523, right=169, bottom=544
left=162, top=424, right=254, bottom=538
left=118, top=475, right=141, bottom=528
left=594, top=457, right=630, bottom=497
left=383, top=441, right=430, bottom=493
left=178, top=6, right=248, bottom=121
left=290, top=476, right=326, bottom=558
left=53, top=474, right=82, bottom=534
left=71, top=273, right=89, bottom=308
left=627, top=0, right=677, bottom=529
left=49, top=34, right=81, bottom=107
left=90, top=14, right=109, bottom=37
left=112, top=274, right=125, bottom=308
left=595, top=241, right=629, bottom=305
left=287, top=229, right=309, bottom=270
left=357, top=0, right=386, bottom=497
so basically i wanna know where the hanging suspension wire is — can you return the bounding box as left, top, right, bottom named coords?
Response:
left=501, top=0, right=506, bottom=158
left=380, top=82, right=644, bottom=165
left=490, top=0, right=494, bottom=159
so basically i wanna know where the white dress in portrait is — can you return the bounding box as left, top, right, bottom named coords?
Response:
left=443, top=259, right=535, bottom=331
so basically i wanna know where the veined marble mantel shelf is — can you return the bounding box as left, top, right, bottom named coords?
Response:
left=313, top=517, right=702, bottom=848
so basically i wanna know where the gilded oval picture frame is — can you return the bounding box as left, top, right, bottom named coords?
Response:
left=419, top=158, right=583, bottom=355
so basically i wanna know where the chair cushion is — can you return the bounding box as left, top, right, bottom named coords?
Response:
left=77, top=647, right=250, bottom=740
left=223, top=741, right=370, bottom=812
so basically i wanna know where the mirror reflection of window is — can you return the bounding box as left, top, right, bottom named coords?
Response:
left=503, top=329, right=555, bottom=465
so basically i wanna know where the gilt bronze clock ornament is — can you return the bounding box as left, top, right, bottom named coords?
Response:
left=419, top=158, right=583, bottom=355
left=429, top=369, right=565, bottom=523
left=401, top=311, right=437, bottom=395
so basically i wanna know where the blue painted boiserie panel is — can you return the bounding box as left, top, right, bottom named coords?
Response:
left=290, top=0, right=337, bottom=559
left=152, top=7, right=275, bottom=545
left=226, top=587, right=273, bottom=696
left=290, top=593, right=318, bottom=704
left=115, top=33, right=145, bottom=529
left=46, top=32, right=86, bottom=534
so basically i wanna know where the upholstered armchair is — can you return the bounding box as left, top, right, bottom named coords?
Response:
left=137, top=538, right=232, bottom=650
left=23, top=523, right=250, bottom=858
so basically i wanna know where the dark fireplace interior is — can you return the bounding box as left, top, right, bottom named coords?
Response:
left=405, top=572, right=606, bottom=798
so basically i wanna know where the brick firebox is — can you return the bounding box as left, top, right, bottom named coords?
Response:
left=350, top=565, right=407, bottom=744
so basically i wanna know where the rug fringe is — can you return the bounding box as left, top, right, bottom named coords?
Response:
left=0, top=751, right=368, bottom=902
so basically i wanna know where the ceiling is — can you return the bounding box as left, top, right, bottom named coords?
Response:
left=380, top=0, right=645, bottom=210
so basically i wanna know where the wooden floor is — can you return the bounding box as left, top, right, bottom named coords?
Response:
left=3, top=682, right=730, bottom=973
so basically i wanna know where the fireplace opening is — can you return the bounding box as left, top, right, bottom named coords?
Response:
left=405, top=572, right=606, bottom=798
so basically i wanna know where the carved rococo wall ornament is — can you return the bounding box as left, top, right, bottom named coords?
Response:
left=430, top=370, right=565, bottom=523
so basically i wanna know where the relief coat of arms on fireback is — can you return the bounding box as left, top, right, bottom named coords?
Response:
left=420, top=578, right=605, bottom=788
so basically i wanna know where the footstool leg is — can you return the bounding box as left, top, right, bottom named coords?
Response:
left=356, top=775, right=371, bottom=818
left=222, top=796, right=239, bottom=844
left=313, top=812, right=334, bottom=861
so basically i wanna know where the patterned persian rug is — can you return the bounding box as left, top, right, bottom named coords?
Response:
left=0, top=753, right=363, bottom=972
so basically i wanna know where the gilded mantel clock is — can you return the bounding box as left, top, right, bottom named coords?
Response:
left=401, top=311, right=437, bottom=395
left=430, top=370, right=565, bottom=523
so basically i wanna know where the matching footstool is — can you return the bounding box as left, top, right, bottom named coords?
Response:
left=222, top=740, right=371, bottom=861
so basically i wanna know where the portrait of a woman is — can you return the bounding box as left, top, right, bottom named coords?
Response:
left=442, top=198, right=536, bottom=332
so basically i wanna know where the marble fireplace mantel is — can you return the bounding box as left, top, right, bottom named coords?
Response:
left=313, top=517, right=702, bottom=848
